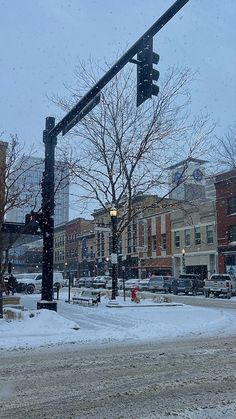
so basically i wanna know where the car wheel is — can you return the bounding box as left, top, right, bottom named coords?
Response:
left=16, top=284, right=23, bottom=293
left=204, top=290, right=210, bottom=298
left=27, top=285, right=35, bottom=294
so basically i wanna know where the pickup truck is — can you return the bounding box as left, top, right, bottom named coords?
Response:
left=172, top=274, right=204, bottom=295
left=204, top=274, right=236, bottom=299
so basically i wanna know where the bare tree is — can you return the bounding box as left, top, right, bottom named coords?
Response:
left=0, top=136, right=46, bottom=292
left=215, top=126, right=236, bottom=170
left=52, top=62, right=214, bottom=236
left=0, top=135, right=71, bottom=294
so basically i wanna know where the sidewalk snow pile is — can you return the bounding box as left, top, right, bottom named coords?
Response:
left=0, top=309, right=80, bottom=349
left=0, top=295, right=236, bottom=349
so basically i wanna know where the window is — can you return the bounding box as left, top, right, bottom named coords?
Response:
left=228, top=197, right=236, bottom=215
left=161, top=233, right=166, bottom=250
left=206, top=225, right=214, bottom=244
left=184, top=229, right=191, bottom=247
left=194, top=227, right=201, bottom=245
left=174, top=231, right=180, bottom=248
left=140, top=222, right=145, bottom=246
left=229, top=225, right=236, bottom=243
left=127, top=224, right=132, bottom=254
left=152, top=236, right=157, bottom=251
left=133, top=222, right=137, bottom=253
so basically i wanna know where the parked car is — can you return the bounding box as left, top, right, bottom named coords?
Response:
left=92, top=276, right=111, bottom=289
left=125, top=278, right=141, bottom=290
left=148, top=276, right=172, bottom=293
left=204, top=274, right=236, bottom=299
left=106, top=278, right=125, bottom=290
left=138, top=278, right=150, bottom=291
left=75, top=277, right=94, bottom=288
left=172, top=274, right=204, bottom=295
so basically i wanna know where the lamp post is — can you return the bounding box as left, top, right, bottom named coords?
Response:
left=110, top=206, right=118, bottom=300
left=182, top=248, right=186, bottom=274
left=105, top=257, right=110, bottom=275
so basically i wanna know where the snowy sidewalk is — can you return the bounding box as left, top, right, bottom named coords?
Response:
left=0, top=291, right=236, bottom=350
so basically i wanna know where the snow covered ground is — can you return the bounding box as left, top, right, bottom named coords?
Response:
left=1, top=289, right=236, bottom=350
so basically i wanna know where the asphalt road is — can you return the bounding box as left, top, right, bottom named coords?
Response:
left=166, top=293, right=236, bottom=310
left=1, top=290, right=235, bottom=418
left=0, top=335, right=236, bottom=419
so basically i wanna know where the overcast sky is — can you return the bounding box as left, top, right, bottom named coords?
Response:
left=1, top=0, right=235, bottom=154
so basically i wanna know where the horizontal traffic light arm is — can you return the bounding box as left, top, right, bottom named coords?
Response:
left=48, top=0, right=190, bottom=136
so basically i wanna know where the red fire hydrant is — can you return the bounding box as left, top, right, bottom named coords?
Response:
left=131, top=287, right=137, bottom=301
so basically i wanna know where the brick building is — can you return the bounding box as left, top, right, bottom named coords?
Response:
left=137, top=198, right=179, bottom=277
left=64, top=218, right=94, bottom=279
left=215, top=169, right=236, bottom=278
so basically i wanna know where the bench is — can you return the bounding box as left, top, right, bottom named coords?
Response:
left=72, top=290, right=101, bottom=306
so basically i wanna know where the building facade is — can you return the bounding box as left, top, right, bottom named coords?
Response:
left=215, top=169, right=236, bottom=278
left=64, top=218, right=94, bottom=279
left=54, top=224, right=66, bottom=274
left=137, top=199, right=177, bottom=278
left=171, top=200, right=217, bottom=279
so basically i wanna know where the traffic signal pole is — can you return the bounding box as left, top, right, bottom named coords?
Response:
left=39, top=0, right=190, bottom=311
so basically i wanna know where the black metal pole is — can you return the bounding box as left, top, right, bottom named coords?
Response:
left=37, top=117, right=57, bottom=311
left=122, top=266, right=126, bottom=302
left=68, top=270, right=71, bottom=304
left=0, top=290, right=3, bottom=318
left=111, top=214, right=118, bottom=300
left=182, top=251, right=186, bottom=274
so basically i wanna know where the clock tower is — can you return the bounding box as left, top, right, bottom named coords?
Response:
left=167, top=157, right=207, bottom=201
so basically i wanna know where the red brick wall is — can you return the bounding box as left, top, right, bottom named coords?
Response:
left=216, top=174, right=236, bottom=248
left=215, top=171, right=236, bottom=273
left=156, top=216, right=161, bottom=256
left=165, top=213, right=171, bottom=255
left=147, top=219, right=152, bottom=257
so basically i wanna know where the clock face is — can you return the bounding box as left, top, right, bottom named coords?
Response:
left=192, top=168, right=203, bottom=181
left=172, top=171, right=182, bottom=184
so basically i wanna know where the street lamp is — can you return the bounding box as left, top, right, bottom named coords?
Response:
left=110, top=205, right=118, bottom=300
left=64, top=262, right=68, bottom=279
left=182, top=248, right=186, bottom=274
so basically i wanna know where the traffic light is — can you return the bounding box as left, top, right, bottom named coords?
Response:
left=137, top=37, right=160, bottom=107
left=25, top=211, right=43, bottom=234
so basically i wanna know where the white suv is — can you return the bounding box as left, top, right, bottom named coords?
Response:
left=15, top=272, right=65, bottom=294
